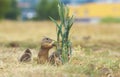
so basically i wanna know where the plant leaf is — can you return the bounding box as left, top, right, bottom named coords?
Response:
left=49, top=16, right=60, bottom=29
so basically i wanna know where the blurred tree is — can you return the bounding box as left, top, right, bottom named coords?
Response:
left=5, top=0, right=20, bottom=20
left=0, top=0, right=11, bottom=19
left=36, top=0, right=59, bottom=20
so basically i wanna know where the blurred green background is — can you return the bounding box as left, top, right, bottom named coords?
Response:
left=0, top=0, right=59, bottom=20
left=1, top=0, right=120, bottom=23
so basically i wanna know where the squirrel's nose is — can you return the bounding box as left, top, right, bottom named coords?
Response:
left=51, top=40, right=57, bottom=46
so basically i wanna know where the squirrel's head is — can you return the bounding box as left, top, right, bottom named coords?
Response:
left=41, top=37, right=55, bottom=49
left=25, top=49, right=31, bottom=54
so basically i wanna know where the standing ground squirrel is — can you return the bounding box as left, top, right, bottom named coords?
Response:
left=37, top=37, right=55, bottom=64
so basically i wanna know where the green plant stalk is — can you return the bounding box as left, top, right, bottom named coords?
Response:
left=50, top=0, right=74, bottom=63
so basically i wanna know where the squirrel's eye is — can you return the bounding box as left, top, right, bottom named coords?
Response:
left=46, top=38, right=49, bottom=40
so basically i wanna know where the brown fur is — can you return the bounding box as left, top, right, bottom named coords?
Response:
left=48, top=48, right=71, bottom=66
left=48, top=51, right=63, bottom=66
left=19, top=49, right=32, bottom=62
left=37, top=37, right=55, bottom=64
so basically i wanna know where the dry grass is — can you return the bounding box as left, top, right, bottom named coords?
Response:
left=0, top=21, right=120, bottom=48
left=0, top=21, right=120, bottom=77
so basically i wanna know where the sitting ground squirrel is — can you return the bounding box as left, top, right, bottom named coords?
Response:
left=19, top=49, right=32, bottom=62
left=48, top=50, right=63, bottom=66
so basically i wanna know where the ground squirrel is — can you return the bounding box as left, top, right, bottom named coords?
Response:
left=48, top=49, right=63, bottom=66
left=37, top=37, right=55, bottom=64
left=19, top=49, right=32, bottom=62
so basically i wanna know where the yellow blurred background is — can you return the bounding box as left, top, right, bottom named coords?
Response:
left=69, top=3, right=120, bottom=18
